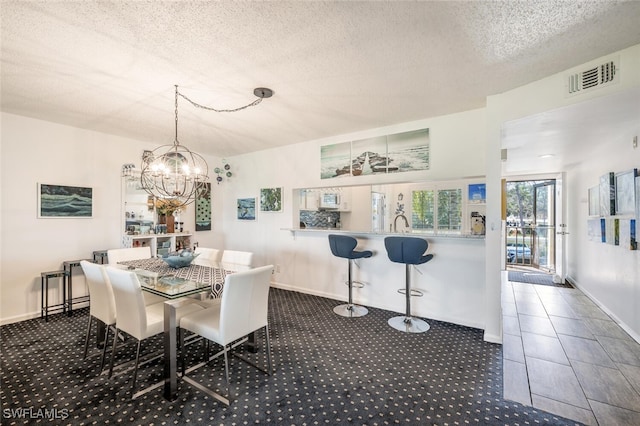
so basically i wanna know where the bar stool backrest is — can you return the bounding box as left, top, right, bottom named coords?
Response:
left=328, top=234, right=372, bottom=259
left=384, top=237, right=433, bottom=265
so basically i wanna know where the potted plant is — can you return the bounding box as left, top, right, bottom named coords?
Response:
left=155, top=198, right=182, bottom=233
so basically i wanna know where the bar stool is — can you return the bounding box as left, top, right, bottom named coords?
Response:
left=92, top=250, right=109, bottom=264
left=384, top=236, right=434, bottom=333
left=41, top=270, right=69, bottom=322
left=328, top=234, right=373, bottom=317
left=63, top=259, right=91, bottom=316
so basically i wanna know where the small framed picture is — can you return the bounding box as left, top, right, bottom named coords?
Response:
left=599, top=172, right=615, bottom=216
left=468, top=183, right=486, bottom=204
left=237, top=197, right=256, bottom=220
left=614, top=169, right=637, bottom=216
left=588, top=185, right=600, bottom=216
left=38, top=183, right=93, bottom=218
left=260, top=187, right=283, bottom=212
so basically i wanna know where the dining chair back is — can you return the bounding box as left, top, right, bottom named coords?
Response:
left=220, top=250, right=253, bottom=272
left=219, top=264, right=271, bottom=343
left=179, top=264, right=274, bottom=405
left=81, top=260, right=116, bottom=327
left=193, top=247, right=221, bottom=268
left=104, top=266, right=203, bottom=397
left=106, top=267, right=159, bottom=340
left=107, top=247, right=152, bottom=265
left=107, top=246, right=165, bottom=305
left=80, top=260, right=116, bottom=371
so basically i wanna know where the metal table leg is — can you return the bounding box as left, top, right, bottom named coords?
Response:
left=164, top=298, right=200, bottom=401
left=96, top=320, right=106, bottom=349
left=247, top=332, right=258, bottom=353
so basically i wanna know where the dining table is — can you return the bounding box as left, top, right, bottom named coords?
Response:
left=116, top=258, right=236, bottom=401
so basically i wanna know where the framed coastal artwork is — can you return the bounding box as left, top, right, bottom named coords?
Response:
left=260, top=187, right=283, bottom=212
left=37, top=183, right=92, bottom=218
left=237, top=197, right=256, bottom=221
left=195, top=183, right=211, bottom=231
left=320, top=128, right=429, bottom=179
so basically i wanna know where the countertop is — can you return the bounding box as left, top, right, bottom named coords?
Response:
left=282, top=227, right=485, bottom=239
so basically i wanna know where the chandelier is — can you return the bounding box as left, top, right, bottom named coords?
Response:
left=140, top=85, right=273, bottom=206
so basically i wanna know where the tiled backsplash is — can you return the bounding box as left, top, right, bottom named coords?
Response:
left=300, top=210, right=341, bottom=228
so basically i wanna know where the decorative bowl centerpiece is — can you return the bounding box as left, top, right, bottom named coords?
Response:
left=161, top=249, right=199, bottom=269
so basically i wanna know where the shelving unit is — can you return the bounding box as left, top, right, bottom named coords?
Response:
left=121, top=233, right=192, bottom=257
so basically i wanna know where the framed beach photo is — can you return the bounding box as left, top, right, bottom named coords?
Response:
left=237, top=197, right=256, bottom=220
left=614, top=168, right=637, bottom=216
left=260, top=187, right=283, bottom=212
left=38, top=183, right=93, bottom=218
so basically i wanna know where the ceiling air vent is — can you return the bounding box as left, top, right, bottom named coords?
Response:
left=567, top=59, right=619, bottom=96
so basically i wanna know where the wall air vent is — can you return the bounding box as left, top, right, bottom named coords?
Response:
left=566, top=58, right=619, bottom=96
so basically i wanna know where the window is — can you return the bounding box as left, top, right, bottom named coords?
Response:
left=411, top=190, right=434, bottom=230
left=411, top=187, right=462, bottom=234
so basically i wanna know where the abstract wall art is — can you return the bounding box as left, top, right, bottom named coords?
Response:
left=237, top=197, right=256, bottom=220
left=260, top=187, right=283, bottom=212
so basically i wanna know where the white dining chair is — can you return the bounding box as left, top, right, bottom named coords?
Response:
left=193, top=247, right=221, bottom=268
left=105, top=266, right=204, bottom=397
left=80, top=260, right=116, bottom=372
left=179, top=265, right=274, bottom=405
left=106, top=247, right=152, bottom=264
left=220, top=250, right=253, bottom=272
left=107, top=246, right=165, bottom=305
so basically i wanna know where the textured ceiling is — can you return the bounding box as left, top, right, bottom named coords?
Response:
left=2, top=1, right=640, bottom=159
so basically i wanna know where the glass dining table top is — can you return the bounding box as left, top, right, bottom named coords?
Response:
left=117, top=257, right=230, bottom=298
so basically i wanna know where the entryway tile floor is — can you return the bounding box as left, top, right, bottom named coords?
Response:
left=502, top=277, right=640, bottom=425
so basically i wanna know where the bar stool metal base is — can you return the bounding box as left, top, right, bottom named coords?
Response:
left=388, top=315, right=430, bottom=333
left=333, top=304, right=368, bottom=318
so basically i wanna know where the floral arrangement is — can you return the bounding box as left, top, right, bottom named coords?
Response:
left=155, top=198, right=183, bottom=215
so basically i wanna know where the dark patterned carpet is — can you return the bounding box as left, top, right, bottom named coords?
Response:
left=1, top=289, right=581, bottom=425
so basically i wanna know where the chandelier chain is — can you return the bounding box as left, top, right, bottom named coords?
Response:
left=174, top=85, right=179, bottom=144
left=177, top=90, right=262, bottom=113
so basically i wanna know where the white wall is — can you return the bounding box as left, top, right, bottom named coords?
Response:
left=5, top=44, right=637, bottom=338
left=210, top=108, right=489, bottom=330
left=486, top=44, right=640, bottom=340
left=0, top=113, right=222, bottom=324
left=568, top=135, right=640, bottom=340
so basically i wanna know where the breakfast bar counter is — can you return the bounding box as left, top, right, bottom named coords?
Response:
left=278, top=227, right=487, bottom=332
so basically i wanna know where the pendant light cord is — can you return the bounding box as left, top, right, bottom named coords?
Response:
left=177, top=87, right=265, bottom=113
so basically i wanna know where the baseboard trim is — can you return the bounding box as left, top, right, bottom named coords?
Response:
left=566, top=275, right=640, bottom=344
left=483, top=332, right=502, bottom=344
left=1, top=302, right=90, bottom=326
left=270, top=281, right=486, bottom=332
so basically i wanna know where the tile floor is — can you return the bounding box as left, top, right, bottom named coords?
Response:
left=502, top=277, right=640, bottom=425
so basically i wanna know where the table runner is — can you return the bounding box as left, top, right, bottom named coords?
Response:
left=118, top=258, right=229, bottom=298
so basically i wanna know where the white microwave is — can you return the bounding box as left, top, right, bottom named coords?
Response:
left=320, top=192, right=340, bottom=209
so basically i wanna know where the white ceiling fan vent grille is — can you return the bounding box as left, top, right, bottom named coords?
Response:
left=566, top=58, right=619, bottom=96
